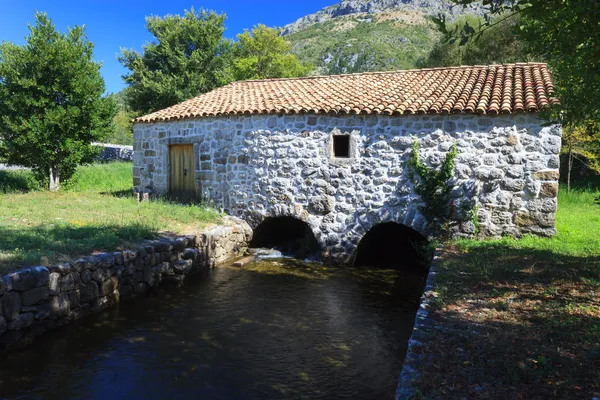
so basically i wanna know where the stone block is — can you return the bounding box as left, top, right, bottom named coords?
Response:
left=60, top=273, right=76, bottom=292
left=514, top=211, right=533, bottom=226
left=80, top=269, right=92, bottom=284
left=501, top=179, right=526, bottom=192
left=507, top=135, right=519, bottom=145
left=173, top=260, right=193, bottom=275
left=50, top=293, right=71, bottom=317
left=48, top=272, right=60, bottom=295
left=5, top=268, right=44, bottom=292
left=21, top=287, right=49, bottom=307
left=100, top=277, right=118, bottom=297
left=308, top=195, right=334, bottom=215
left=8, top=313, right=33, bottom=331
left=3, top=291, right=22, bottom=321
left=69, top=290, right=81, bottom=309
left=48, top=264, right=72, bottom=276
left=540, top=182, right=559, bottom=198
left=142, top=265, right=153, bottom=283
left=92, top=268, right=108, bottom=284
left=80, top=281, right=99, bottom=304
left=533, top=169, right=560, bottom=181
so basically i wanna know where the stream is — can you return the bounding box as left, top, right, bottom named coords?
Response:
left=0, top=259, right=424, bottom=400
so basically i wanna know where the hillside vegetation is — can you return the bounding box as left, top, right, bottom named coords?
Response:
left=283, top=0, right=485, bottom=74
left=285, top=12, right=439, bottom=74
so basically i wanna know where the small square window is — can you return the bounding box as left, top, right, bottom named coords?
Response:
left=333, top=135, right=350, bottom=158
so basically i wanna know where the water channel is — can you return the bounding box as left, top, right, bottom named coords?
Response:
left=0, top=258, right=426, bottom=399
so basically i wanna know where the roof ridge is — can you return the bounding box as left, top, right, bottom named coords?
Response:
left=232, top=62, right=549, bottom=85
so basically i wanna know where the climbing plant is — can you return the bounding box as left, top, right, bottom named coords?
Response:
left=408, top=140, right=458, bottom=236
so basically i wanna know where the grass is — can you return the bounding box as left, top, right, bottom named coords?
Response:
left=412, top=187, right=600, bottom=399
left=0, top=163, right=221, bottom=275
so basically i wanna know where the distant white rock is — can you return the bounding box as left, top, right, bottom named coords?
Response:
left=281, top=0, right=484, bottom=35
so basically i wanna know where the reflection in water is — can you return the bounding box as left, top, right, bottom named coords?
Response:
left=0, top=260, right=425, bottom=400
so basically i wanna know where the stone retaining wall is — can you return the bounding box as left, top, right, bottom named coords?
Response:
left=94, top=143, right=134, bottom=162
left=395, top=247, right=442, bottom=399
left=0, top=217, right=251, bottom=350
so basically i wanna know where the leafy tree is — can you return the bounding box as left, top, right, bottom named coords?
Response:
left=420, top=14, right=533, bottom=68
left=231, top=24, right=313, bottom=81
left=104, top=91, right=134, bottom=145
left=0, top=12, right=116, bottom=190
left=119, top=8, right=231, bottom=115
left=562, top=123, right=600, bottom=191
left=435, top=0, right=600, bottom=126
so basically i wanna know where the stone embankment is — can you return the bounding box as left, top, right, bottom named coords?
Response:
left=94, top=142, right=134, bottom=162
left=0, top=216, right=251, bottom=349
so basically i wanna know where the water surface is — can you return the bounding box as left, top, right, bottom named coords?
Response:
left=0, top=260, right=423, bottom=400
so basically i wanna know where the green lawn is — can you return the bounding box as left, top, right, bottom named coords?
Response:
left=0, top=163, right=220, bottom=274
left=412, top=187, right=600, bottom=399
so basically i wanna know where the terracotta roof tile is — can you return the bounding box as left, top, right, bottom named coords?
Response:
left=136, top=63, right=558, bottom=123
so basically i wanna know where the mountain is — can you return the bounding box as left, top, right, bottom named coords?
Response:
left=282, top=0, right=484, bottom=75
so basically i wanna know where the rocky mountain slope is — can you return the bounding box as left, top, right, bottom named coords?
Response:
left=283, top=0, right=483, bottom=74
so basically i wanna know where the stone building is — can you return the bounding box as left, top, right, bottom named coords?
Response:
left=133, top=63, right=561, bottom=264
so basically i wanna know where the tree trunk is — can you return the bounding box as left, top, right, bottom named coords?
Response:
left=567, top=144, right=573, bottom=193
left=49, top=167, right=60, bottom=191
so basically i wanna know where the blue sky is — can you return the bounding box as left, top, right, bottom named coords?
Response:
left=0, top=1, right=333, bottom=94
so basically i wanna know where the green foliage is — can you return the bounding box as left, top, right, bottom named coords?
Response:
left=437, top=0, right=600, bottom=126
left=230, top=25, right=313, bottom=81
left=119, top=8, right=232, bottom=115
left=285, top=15, right=438, bottom=74
left=103, top=92, right=134, bottom=145
left=420, top=13, right=533, bottom=67
left=0, top=169, right=42, bottom=194
left=0, top=12, right=117, bottom=190
left=408, top=140, right=458, bottom=235
left=561, top=123, right=600, bottom=191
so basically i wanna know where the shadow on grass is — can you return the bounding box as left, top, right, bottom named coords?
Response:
left=415, top=243, right=600, bottom=399
left=0, top=170, right=41, bottom=194
left=100, top=189, right=135, bottom=198
left=0, top=223, right=158, bottom=274
left=439, top=243, right=600, bottom=298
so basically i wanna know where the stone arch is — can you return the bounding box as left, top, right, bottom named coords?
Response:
left=248, top=206, right=323, bottom=260
left=353, top=222, right=429, bottom=269
left=338, top=207, right=429, bottom=262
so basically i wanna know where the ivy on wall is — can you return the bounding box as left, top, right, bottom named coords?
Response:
left=408, top=140, right=458, bottom=236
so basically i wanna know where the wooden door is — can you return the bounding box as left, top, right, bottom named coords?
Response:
left=169, top=144, right=197, bottom=203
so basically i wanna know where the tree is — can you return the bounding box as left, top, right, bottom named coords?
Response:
left=104, top=91, right=134, bottom=145
left=434, top=0, right=600, bottom=126
left=420, top=14, right=533, bottom=68
left=119, top=8, right=232, bottom=115
left=230, top=25, right=313, bottom=81
left=562, top=123, right=600, bottom=191
left=0, top=12, right=116, bottom=190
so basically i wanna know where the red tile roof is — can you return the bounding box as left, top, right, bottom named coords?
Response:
left=135, top=63, right=558, bottom=123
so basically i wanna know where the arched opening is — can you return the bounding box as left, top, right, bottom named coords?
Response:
left=354, top=223, right=430, bottom=300
left=250, top=217, right=321, bottom=259
left=354, top=223, right=429, bottom=268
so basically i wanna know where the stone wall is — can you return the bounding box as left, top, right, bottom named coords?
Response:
left=94, top=143, right=134, bottom=162
left=133, top=113, right=562, bottom=264
left=0, top=217, right=251, bottom=349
